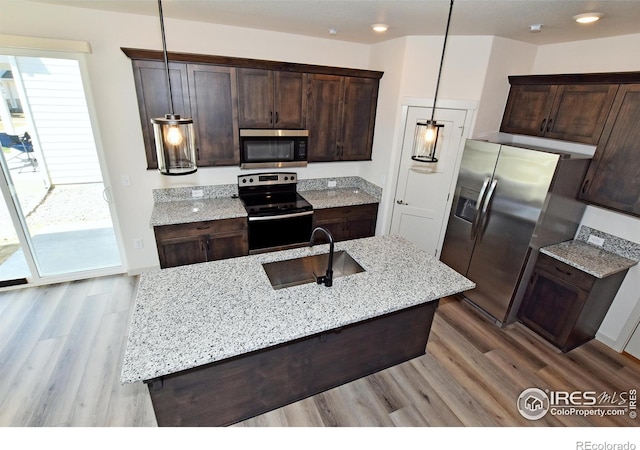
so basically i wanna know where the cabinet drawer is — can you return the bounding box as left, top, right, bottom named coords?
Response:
left=535, top=253, right=595, bottom=291
left=155, top=218, right=247, bottom=240
left=313, top=203, right=378, bottom=221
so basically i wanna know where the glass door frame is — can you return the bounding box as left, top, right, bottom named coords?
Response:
left=0, top=47, right=126, bottom=287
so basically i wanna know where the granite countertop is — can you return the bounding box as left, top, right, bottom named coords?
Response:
left=299, top=188, right=379, bottom=210
left=540, top=240, right=638, bottom=278
left=150, top=188, right=380, bottom=227
left=121, top=234, right=475, bottom=383
left=149, top=197, right=247, bottom=227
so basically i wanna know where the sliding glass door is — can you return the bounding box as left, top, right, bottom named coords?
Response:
left=0, top=52, right=122, bottom=285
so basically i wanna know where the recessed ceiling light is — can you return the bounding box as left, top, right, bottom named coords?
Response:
left=529, top=24, right=543, bottom=33
left=328, top=28, right=338, bottom=35
left=573, top=12, right=604, bottom=24
left=371, top=24, right=389, bottom=33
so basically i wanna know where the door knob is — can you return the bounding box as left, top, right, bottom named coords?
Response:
left=396, top=199, right=407, bottom=205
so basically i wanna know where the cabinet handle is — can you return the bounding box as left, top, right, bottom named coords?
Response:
left=546, top=118, right=553, bottom=132
left=196, top=225, right=211, bottom=230
left=581, top=179, right=590, bottom=194
left=540, top=118, right=547, bottom=133
left=269, top=111, right=273, bottom=124
left=275, top=111, right=279, bottom=123
left=555, top=266, right=572, bottom=276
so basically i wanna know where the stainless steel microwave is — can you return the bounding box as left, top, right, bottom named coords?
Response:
left=239, top=129, right=308, bottom=169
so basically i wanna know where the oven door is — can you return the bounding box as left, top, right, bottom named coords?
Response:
left=248, top=211, right=313, bottom=253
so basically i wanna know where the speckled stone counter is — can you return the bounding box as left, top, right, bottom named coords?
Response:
left=149, top=176, right=381, bottom=227
left=121, top=234, right=474, bottom=383
left=300, top=188, right=378, bottom=209
left=150, top=197, right=246, bottom=227
left=540, top=240, right=638, bottom=278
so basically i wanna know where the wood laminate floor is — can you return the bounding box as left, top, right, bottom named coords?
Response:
left=0, top=274, right=638, bottom=427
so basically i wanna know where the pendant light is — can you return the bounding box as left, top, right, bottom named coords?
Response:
left=412, top=0, right=454, bottom=163
left=151, top=0, right=197, bottom=175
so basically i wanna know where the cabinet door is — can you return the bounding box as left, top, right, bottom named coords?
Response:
left=132, top=60, right=190, bottom=169
left=273, top=71, right=307, bottom=128
left=237, top=68, right=273, bottom=128
left=579, top=84, right=640, bottom=216
left=188, top=64, right=239, bottom=166
left=156, top=235, right=208, bottom=268
left=207, top=231, right=249, bottom=261
left=545, top=84, right=618, bottom=144
left=340, top=77, right=378, bottom=161
left=500, top=84, right=557, bottom=136
left=307, top=74, right=344, bottom=161
left=519, top=268, right=589, bottom=350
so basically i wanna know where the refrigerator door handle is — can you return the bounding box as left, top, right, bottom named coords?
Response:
left=471, top=177, right=491, bottom=239
left=478, top=179, right=498, bottom=240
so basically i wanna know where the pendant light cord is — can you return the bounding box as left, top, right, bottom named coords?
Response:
left=430, top=0, right=454, bottom=122
left=157, top=0, right=175, bottom=116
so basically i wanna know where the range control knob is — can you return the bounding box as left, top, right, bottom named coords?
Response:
left=249, top=178, right=254, bottom=183
left=291, top=175, right=295, bottom=181
left=242, top=179, right=247, bottom=183
left=284, top=176, right=289, bottom=181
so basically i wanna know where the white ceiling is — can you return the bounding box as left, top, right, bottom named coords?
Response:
left=34, top=0, right=640, bottom=45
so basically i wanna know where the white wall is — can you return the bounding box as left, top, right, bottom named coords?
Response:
left=532, top=33, right=640, bottom=351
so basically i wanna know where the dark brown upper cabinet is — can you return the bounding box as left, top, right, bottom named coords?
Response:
left=307, top=74, right=378, bottom=162
left=501, top=77, right=618, bottom=145
left=237, top=68, right=307, bottom=129
left=122, top=48, right=382, bottom=167
left=187, top=64, right=240, bottom=166
left=130, top=60, right=191, bottom=170
left=579, top=83, right=640, bottom=217
left=130, top=59, right=239, bottom=168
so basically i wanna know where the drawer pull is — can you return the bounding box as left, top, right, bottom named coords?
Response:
left=555, top=266, right=572, bottom=276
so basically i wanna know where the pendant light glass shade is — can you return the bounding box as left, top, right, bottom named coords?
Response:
left=152, top=114, right=197, bottom=175
left=411, top=0, right=454, bottom=164
left=152, top=0, right=197, bottom=175
left=412, top=120, right=443, bottom=163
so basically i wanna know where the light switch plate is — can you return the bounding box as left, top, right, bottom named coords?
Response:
left=192, top=189, right=204, bottom=198
left=588, top=234, right=605, bottom=247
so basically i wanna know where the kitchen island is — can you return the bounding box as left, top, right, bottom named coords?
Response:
left=121, top=234, right=474, bottom=426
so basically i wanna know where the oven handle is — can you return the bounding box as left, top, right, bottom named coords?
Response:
left=248, top=210, right=314, bottom=222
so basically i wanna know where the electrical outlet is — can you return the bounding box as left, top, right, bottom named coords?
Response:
left=328, top=180, right=337, bottom=188
left=587, top=234, right=605, bottom=247
left=192, top=189, right=204, bottom=198
left=133, top=238, right=144, bottom=249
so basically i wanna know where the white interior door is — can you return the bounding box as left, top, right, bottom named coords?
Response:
left=390, top=106, right=467, bottom=257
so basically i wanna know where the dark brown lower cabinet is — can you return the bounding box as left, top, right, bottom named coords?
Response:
left=145, top=300, right=438, bottom=427
left=518, top=253, right=627, bottom=352
left=312, top=203, right=378, bottom=242
left=153, top=218, right=248, bottom=268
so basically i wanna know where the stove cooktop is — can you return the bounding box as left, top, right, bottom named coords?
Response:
left=237, top=172, right=312, bottom=217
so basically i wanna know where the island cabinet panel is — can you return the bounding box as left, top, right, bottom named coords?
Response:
left=145, top=300, right=438, bottom=427
left=237, top=68, right=307, bottom=129
left=312, top=203, right=378, bottom=242
left=307, top=74, right=378, bottom=162
left=578, top=84, right=640, bottom=217
left=518, top=253, right=627, bottom=352
left=154, top=218, right=248, bottom=268
left=500, top=76, right=618, bottom=145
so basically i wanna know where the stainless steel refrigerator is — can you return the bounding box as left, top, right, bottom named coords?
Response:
left=440, top=139, right=591, bottom=325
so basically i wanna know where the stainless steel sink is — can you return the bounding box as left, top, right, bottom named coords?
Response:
left=262, top=250, right=365, bottom=290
